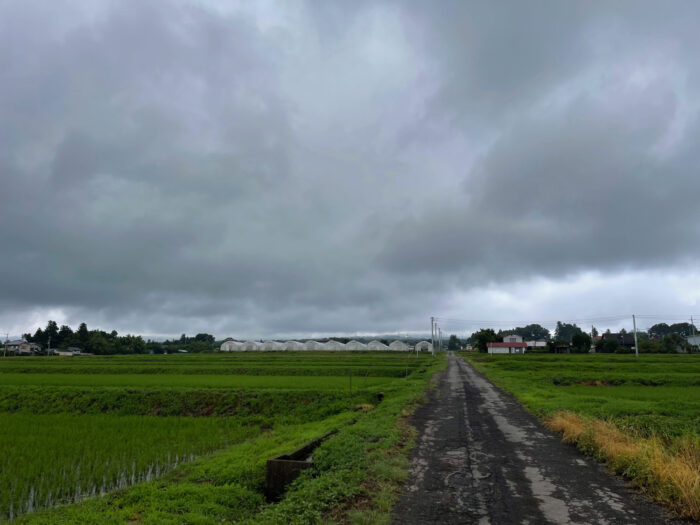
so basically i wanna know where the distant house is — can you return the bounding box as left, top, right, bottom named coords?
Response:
left=5, top=340, right=41, bottom=355
left=602, top=332, right=636, bottom=350
left=551, top=343, right=571, bottom=354
left=525, top=340, right=547, bottom=350
left=55, top=347, right=86, bottom=357
left=487, top=341, right=528, bottom=354
left=686, top=335, right=700, bottom=349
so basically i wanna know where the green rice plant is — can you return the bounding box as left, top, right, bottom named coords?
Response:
left=0, top=414, right=258, bottom=520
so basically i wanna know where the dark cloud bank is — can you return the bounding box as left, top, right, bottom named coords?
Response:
left=2, top=1, right=699, bottom=337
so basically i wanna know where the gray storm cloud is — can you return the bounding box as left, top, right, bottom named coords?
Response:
left=1, top=0, right=699, bottom=337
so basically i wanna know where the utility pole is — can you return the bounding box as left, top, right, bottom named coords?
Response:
left=632, top=314, right=639, bottom=358
left=438, top=328, right=442, bottom=353
left=430, top=317, right=435, bottom=354
left=691, top=316, right=697, bottom=353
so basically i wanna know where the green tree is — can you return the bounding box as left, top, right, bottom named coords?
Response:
left=194, top=333, right=215, bottom=345
left=77, top=323, right=89, bottom=346
left=471, top=329, right=498, bottom=353
left=31, top=327, right=46, bottom=347
left=554, top=322, right=584, bottom=343
left=45, top=321, right=59, bottom=347
left=591, top=326, right=599, bottom=338
left=595, top=338, right=619, bottom=353
left=448, top=335, right=461, bottom=350
left=571, top=333, right=592, bottom=353
left=57, top=325, right=73, bottom=347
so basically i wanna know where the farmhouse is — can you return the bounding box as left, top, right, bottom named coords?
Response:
left=601, top=332, right=636, bottom=351
left=526, top=340, right=547, bottom=350
left=487, top=341, right=528, bottom=354
left=5, top=340, right=41, bottom=355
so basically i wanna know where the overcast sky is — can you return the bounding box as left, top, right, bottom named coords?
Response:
left=2, top=1, right=700, bottom=339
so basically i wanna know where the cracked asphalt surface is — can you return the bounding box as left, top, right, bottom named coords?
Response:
left=392, top=352, right=684, bottom=525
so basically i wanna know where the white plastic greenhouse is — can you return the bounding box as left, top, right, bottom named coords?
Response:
left=304, top=340, right=323, bottom=350
left=241, top=341, right=260, bottom=351
left=283, top=340, right=303, bottom=350
left=323, top=340, right=345, bottom=350
left=367, top=340, right=389, bottom=350
left=388, top=340, right=409, bottom=351
left=344, top=340, right=368, bottom=350
left=220, top=340, right=242, bottom=351
left=414, top=341, right=433, bottom=352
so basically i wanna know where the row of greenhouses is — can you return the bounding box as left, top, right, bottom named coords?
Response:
left=219, top=339, right=434, bottom=352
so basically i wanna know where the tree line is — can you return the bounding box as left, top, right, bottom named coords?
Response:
left=20, top=321, right=219, bottom=355
left=448, top=320, right=698, bottom=354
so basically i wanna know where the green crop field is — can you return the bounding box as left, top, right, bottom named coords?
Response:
left=462, top=353, right=700, bottom=437
left=0, top=351, right=444, bottom=523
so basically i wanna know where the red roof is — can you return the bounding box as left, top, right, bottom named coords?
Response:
left=487, top=342, right=528, bottom=348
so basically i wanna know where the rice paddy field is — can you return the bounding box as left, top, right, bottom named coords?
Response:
left=463, top=353, right=700, bottom=519
left=0, top=351, right=444, bottom=524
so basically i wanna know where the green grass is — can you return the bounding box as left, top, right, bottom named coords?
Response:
left=0, top=352, right=426, bottom=377
left=0, top=351, right=442, bottom=523
left=462, top=353, right=700, bottom=439
left=0, top=373, right=403, bottom=389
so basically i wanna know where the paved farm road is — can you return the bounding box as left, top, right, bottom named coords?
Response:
left=392, top=352, right=682, bottom=525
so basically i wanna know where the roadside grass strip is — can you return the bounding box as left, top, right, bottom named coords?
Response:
left=547, top=411, right=700, bottom=521
left=463, top=353, right=700, bottom=520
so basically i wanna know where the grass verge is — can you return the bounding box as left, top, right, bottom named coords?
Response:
left=547, top=411, right=700, bottom=521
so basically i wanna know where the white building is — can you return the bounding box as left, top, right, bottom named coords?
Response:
left=502, top=334, right=524, bottom=343
left=487, top=341, right=528, bottom=354
left=414, top=341, right=434, bottom=352
left=525, top=340, right=547, bottom=349
left=367, top=340, right=389, bottom=350
left=388, top=340, right=409, bottom=351
left=5, top=340, right=41, bottom=355
left=344, top=340, right=368, bottom=350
